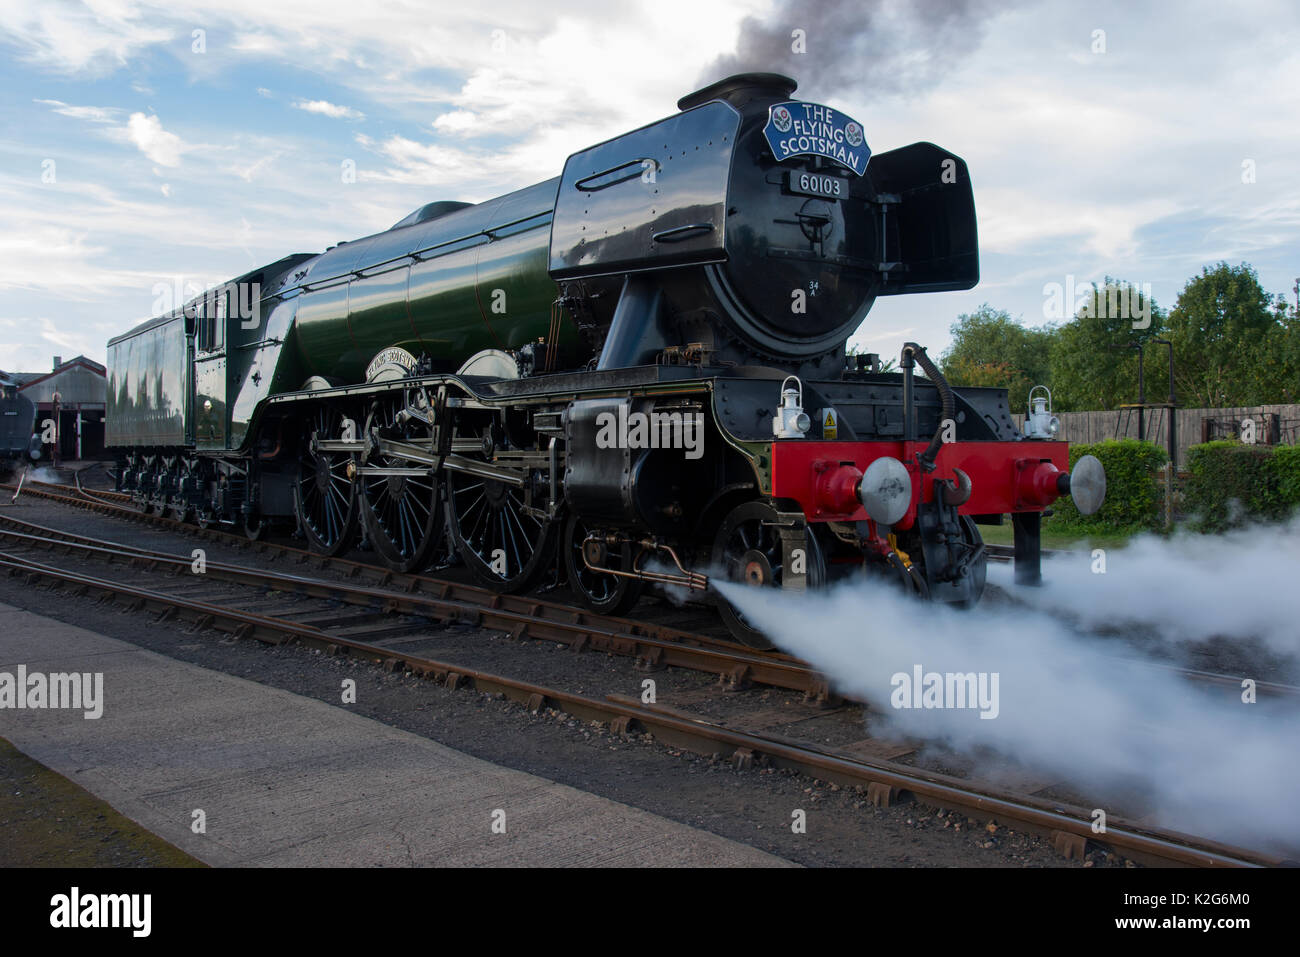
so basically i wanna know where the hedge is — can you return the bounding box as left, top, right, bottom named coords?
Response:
left=1183, top=441, right=1300, bottom=531
left=1045, top=439, right=1168, bottom=532
left=1276, top=444, right=1300, bottom=508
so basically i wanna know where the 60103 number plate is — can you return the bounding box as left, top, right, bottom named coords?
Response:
left=786, top=170, right=845, bottom=200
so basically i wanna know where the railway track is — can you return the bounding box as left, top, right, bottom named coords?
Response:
left=0, top=503, right=1291, bottom=867
left=982, top=542, right=1068, bottom=564
left=0, top=509, right=820, bottom=693
left=9, top=478, right=1289, bottom=699
left=5, top=481, right=829, bottom=696
left=984, top=542, right=1016, bottom=562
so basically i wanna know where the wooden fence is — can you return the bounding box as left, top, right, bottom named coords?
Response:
left=1011, top=403, right=1300, bottom=467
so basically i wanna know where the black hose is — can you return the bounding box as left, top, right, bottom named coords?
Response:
left=902, top=342, right=954, bottom=472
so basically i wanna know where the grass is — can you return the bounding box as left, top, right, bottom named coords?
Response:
left=0, top=737, right=204, bottom=867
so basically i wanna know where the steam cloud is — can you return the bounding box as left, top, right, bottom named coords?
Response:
left=716, top=564, right=1300, bottom=853
left=988, top=516, right=1300, bottom=660
left=700, top=0, right=1020, bottom=98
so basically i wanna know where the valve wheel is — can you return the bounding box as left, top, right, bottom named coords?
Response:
left=711, top=500, right=825, bottom=650
left=563, top=514, right=642, bottom=615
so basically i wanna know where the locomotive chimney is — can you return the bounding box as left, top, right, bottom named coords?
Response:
left=677, top=72, right=797, bottom=112
left=53, top=355, right=62, bottom=370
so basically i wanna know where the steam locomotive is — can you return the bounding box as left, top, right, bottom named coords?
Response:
left=0, top=370, right=40, bottom=480
left=106, top=73, right=1103, bottom=646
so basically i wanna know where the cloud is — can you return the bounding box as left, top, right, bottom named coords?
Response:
left=227, top=151, right=280, bottom=183
left=121, top=112, right=186, bottom=166
left=0, top=315, right=119, bottom=376
left=35, top=99, right=192, bottom=172
left=33, top=98, right=121, bottom=123
left=292, top=99, right=365, bottom=120
left=432, top=110, right=477, bottom=134
left=0, top=220, right=145, bottom=296
left=0, top=0, right=173, bottom=74
left=232, top=32, right=279, bottom=55
left=4, top=0, right=1300, bottom=376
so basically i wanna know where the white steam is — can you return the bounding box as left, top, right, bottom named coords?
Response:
left=988, top=516, right=1300, bottom=659
left=716, top=573, right=1300, bottom=853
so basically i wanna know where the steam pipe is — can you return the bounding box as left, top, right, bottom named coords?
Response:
left=901, top=342, right=954, bottom=472
left=901, top=348, right=915, bottom=443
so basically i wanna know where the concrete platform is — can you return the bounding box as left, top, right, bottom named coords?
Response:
left=0, top=603, right=794, bottom=867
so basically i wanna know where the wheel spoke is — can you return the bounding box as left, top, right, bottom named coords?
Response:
left=441, top=427, right=553, bottom=591
left=356, top=395, right=436, bottom=566
left=296, top=409, right=359, bottom=555
left=502, top=506, right=524, bottom=574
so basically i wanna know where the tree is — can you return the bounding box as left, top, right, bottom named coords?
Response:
left=1277, top=297, right=1300, bottom=404
left=1047, top=279, right=1166, bottom=412
left=1165, top=262, right=1292, bottom=407
left=940, top=305, right=1055, bottom=412
left=944, top=356, right=1018, bottom=389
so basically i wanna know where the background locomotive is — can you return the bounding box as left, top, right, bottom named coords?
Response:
left=0, top=370, right=40, bottom=480
left=107, top=73, right=1103, bottom=646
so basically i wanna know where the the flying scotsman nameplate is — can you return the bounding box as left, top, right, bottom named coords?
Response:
left=365, top=346, right=417, bottom=382
left=763, top=101, right=871, bottom=176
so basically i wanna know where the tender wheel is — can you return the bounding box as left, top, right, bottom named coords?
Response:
left=446, top=424, right=554, bottom=593
left=148, top=460, right=172, bottom=515
left=133, top=456, right=156, bottom=513
left=165, top=461, right=190, bottom=522
left=294, top=405, right=360, bottom=556
left=358, top=395, right=443, bottom=573
left=563, top=514, right=642, bottom=615
left=711, top=500, right=825, bottom=650
left=191, top=468, right=217, bottom=529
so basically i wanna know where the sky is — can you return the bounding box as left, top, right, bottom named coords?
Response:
left=1, top=0, right=1298, bottom=374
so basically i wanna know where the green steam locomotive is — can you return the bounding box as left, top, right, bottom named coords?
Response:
left=107, top=73, right=1102, bottom=646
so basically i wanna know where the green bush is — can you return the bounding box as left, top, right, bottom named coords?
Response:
left=1184, top=441, right=1300, bottom=531
left=1272, top=444, right=1300, bottom=512
left=1046, top=439, right=1168, bottom=532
